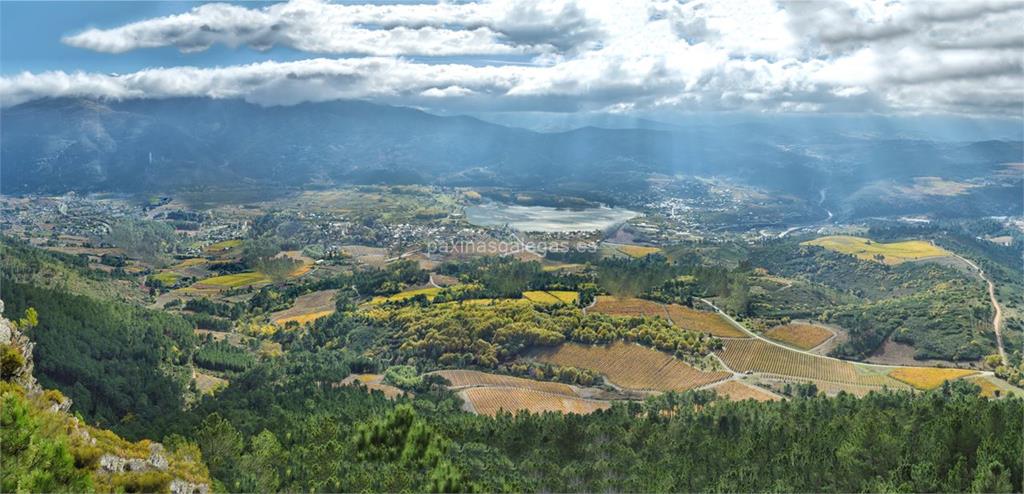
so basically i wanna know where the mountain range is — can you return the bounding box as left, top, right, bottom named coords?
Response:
left=2, top=98, right=1021, bottom=209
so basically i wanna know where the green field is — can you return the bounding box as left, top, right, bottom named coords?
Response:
left=148, top=271, right=180, bottom=286
left=204, top=239, right=243, bottom=253
left=802, top=236, right=950, bottom=264
left=522, top=290, right=579, bottom=304
left=196, top=271, right=270, bottom=288
left=370, top=287, right=442, bottom=304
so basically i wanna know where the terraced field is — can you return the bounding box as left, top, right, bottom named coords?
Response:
left=802, top=236, right=950, bottom=265
left=459, top=387, right=610, bottom=416
left=533, top=341, right=730, bottom=392
left=715, top=339, right=909, bottom=389
left=764, top=323, right=833, bottom=350
left=711, top=380, right=780, bottom=402
left=432, top=369, right=577, bottom=395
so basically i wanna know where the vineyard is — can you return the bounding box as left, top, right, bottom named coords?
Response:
left=715, top=339, right=909, bottom=389
left=432, top=369, right=577, bottom=396
left=764, top=323, right=834, bottom=350
left=532, top=341, right=730, bottom=392
left=590, top=296, right=747, bottom=338
left=458, top=387, right=611, bottom=416
left=710, top=380, right=780, bottom=402
left=664, top=304, right=749, bottom=338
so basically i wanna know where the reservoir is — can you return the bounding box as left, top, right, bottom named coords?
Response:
left=465, top=202, right=640, bottom=233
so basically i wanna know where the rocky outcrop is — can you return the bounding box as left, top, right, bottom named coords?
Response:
left=98, top=443, right=169, bottom=473
left=0, top=299, right=39, bottom=392
left=1, top=298, right=211, bottom=493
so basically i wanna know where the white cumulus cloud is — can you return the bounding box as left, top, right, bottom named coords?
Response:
left=0, top=0, right=1019, bottom=116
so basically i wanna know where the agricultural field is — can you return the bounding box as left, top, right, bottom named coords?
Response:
left=522, top=290, right=579, bottom=305
left=710, top=380, right=781, bottom=402
left=432, top=369, right=577, bottom=396
left=764, top=323, right=834, bottom=350
left=590, top=296, right=746, bottom=337
left=174, top=257, right=208, bottom=269
left=341, top=245, right=390, bottom=267
left=532, top=341, right=730, bottom=392
left=337, top=373, right=405, bottom=399
left=149, top=271, right=180, bottom=286
left=369, top=287, right=442, bottom=304
left=888, top=367, right=977, bottom=390
left=193, top=271, right=271, bottom=289
left=614, top=244, right=662, bottom=258
left=271, top=289, right=339, bottom=324
left=204, top=239, right=243, bottom=254
left=277, top=250, right=315, bottom=277
left=802, top=235, right=950, bottom=265
left=193, top=370, right=228, bottom=395
left=275, top=310, right=334, bottom=326
left=458, top=387, right=611, bottom=416
left=664, top=304, right=748, bottom=337
left=588, top=295, right=665, bottom=317
left=966, top=376, right=1024, bottom=398
left=715, top=338, right=910, bottom=389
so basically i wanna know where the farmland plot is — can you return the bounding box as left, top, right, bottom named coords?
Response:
left=711, top=380, right=780, bottom=402
left=715, top=339, right=909, bottom=389
left=458, top=387, right=610, bottom=416
left=337, top=373, right=405, bottom=399
left=533, top=341, right=730, bottom=392
left=432, top=369, right=577, bottom=396
left=523, top=290, right=579, bottom=305
left=589, top=296, right=665, bottom=317
left=664, top=304, right=748, bottom=338
left=271, top=289, right=338, bottom=324
left=888, top=367, right=977, bottom=390
left=764, top=323, right=834, bottom=350
left=591, top=296, right=747, bottom=338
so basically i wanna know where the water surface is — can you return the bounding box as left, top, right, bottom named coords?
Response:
left=466, top=203, right=640, bottom=232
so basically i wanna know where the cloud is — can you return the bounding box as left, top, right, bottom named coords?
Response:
left=61, top=0, right=600, bottom=56
left=3, top=0, right=1020, bottom=117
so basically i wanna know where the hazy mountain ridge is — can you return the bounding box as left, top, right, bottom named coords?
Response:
left=2, top=98, right=1020, bottom=205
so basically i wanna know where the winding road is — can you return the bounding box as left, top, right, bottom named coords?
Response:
left=949, top=253, right=1007, bottom=366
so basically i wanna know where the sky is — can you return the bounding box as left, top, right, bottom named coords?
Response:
left=1, top=0, right=1022, bottom=119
